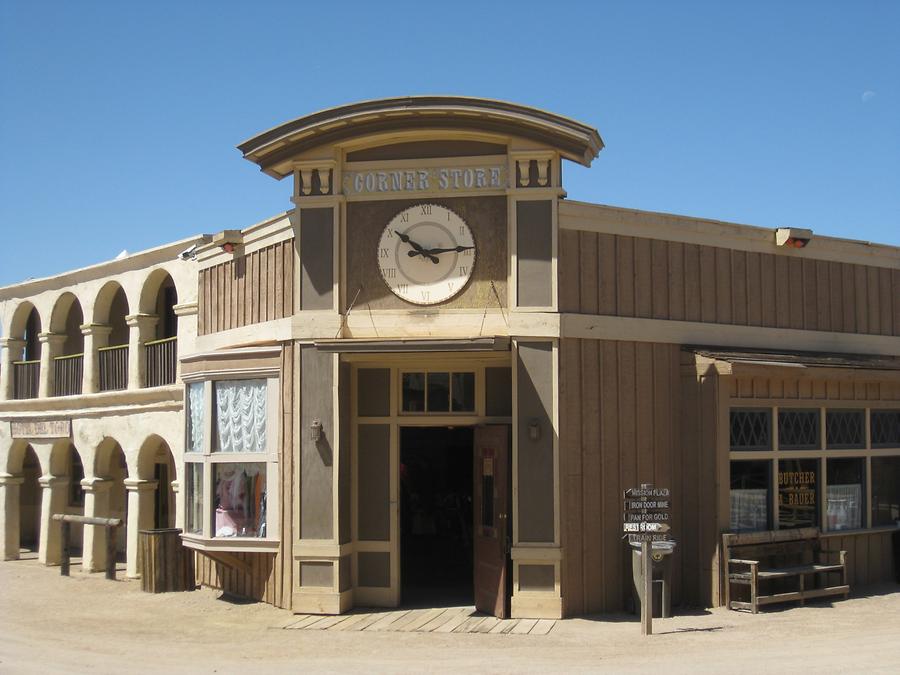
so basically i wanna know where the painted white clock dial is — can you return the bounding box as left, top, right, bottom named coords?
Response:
left=378, top=203, right=476, bottom=305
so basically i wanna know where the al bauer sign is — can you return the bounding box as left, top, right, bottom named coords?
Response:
left=343, top=162, right=507, bottom=196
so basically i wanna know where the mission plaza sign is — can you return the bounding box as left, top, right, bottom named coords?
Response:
left=343, top=161, right=507, bottom=196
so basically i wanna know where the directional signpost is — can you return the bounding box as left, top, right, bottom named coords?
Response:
left=623, top=483, right=672, bottom=636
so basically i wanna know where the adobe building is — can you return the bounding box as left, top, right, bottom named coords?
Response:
left=2, top=97, right=899, bottom=620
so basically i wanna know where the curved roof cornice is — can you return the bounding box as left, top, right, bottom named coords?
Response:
left=237, top=96, right=604, bottom=179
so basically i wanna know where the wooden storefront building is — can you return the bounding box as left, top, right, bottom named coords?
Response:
left=3, top=97, right=899, bottom=619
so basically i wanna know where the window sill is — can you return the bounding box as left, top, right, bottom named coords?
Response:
left=181, top=533, right=280, bottom=553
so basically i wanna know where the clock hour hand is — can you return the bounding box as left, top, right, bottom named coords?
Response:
left=393, top=230, right=439, bottom=263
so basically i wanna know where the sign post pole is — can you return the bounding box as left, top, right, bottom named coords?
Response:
left=641, top=539, right=652, bottom=636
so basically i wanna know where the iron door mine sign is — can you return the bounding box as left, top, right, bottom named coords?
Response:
left=623, top=483, right=672, bottom=636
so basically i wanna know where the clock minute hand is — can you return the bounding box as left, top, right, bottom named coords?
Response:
left=422, top=245, right=475, bottom=255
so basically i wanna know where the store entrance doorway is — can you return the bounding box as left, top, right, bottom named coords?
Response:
left=400, top=426, right=473, bottom=607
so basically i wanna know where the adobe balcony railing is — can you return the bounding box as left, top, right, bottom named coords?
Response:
left=53, top=353, right=83, bottom=397
left=13, top=360, right=40, bottom=399
left=145, top=336, right=177, bottom=388
left=99, top=344, right=128, bottom=392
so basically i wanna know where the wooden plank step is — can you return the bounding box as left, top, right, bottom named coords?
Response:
left=530, top=619, right=556, bottom=636
left=757, top=591, right=803, bottom=605
left=453, top=615, right=488, bottom=633
left=281, top=615, right=313, bottom=629
left=388, top=610, right=428, bottom=631
left=489, top=619, right=519, bottom=634
left=473, top=617, right=501, bottom=633
left=367, top=610, right=411, bottom=631
left=510, top=619, right=539, bottom=635
left=404, top=608, right=448, bottom=632
left=285, top=615, right=325, bottom=630
left=417, top=607, right=466, bottom=632
left=327, top=612, right=373, bottom=631
left=346, top=612, right=384, bottom=631
left=757, top=564, right=844, bottom=579
left=307, top=614, right=352, bottom=630
left=800, top=585, right=850, bottom=599
left=433, top=609, right=476, bottom=633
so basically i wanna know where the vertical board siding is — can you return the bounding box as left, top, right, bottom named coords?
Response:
left=194, top=342, right=294, bottom=609
left=559, top=339, right=693, bottom=614
left=558, top=231, right=900, bottom=336
left=198, top=239, right=295, bottom=335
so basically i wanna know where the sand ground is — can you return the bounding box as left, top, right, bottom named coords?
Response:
left=1, top=557, right=899, bottom=674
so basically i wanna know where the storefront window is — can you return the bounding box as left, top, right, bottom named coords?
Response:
left=187, top=382, right=204, bottom=454
left=186, top=463, right=203, bottom=535
left=214, top=380, right=267, bottom=453
left=182, top=375, right=278, bottom=547
left=214, top=463, right=266, bottom=538
left=730, top=460, right=770, bottom=531
left=826, top=458, right=863, bottom=530
left=778, top=458, right=818, bottom=529
left=872, top=456, right=900, bottom=527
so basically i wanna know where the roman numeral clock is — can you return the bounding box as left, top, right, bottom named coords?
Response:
left=377, top=203, right=476, bottom=305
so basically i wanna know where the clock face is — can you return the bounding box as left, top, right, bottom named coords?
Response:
left=378, top=203, right=476, bottom=305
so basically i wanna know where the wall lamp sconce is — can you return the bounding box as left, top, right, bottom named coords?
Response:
left=309, top=419, right=323, bottom=442
left=775, top=227, right=813, bottom=249
left=212, top=229, right=243, bottom=255
left=528, top=418, right=541, bottom=441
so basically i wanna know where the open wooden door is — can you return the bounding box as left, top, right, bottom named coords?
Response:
left=473, top=425, right=511, bottom=618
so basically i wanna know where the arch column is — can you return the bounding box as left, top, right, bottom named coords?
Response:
left=124, top=479, right=157, bottom=578
left=80, top=324, right=112, bottom=395
left=37, top=475, right=68, bottom=565
left=37, top=332, right=66, bottom=398
left=171, top=479, right=182, bottom=530
left=126, top=314, right=158, bottom=390
left=0, top=338, right=25, bottom=400
left=0, top=474, right=24, bottom=560
left=81, top=478, right=113, bottom=572
left=173, top=302, right=198, bottom=381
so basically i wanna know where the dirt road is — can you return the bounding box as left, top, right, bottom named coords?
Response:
left=1, top=558, right=899, bottom=673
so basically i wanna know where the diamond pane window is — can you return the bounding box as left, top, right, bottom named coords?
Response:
left=826, top=410, right=865, bottom=450
left=730, top=409, right=771, bottom=451
left=871, top=410, right=900, bottom=448
left=778, top=409, right=820, bottom=450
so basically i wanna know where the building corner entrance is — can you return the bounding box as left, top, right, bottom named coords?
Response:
left=473, top=425, right=511, bottom=618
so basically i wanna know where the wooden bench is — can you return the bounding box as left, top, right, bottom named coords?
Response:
left=722, top=527, right=849, bottom=613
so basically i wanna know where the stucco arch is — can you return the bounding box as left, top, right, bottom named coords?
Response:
left=136, top=434, right=177, bottom=481
left=48, top=439, right=82, bottom=478
left=139, top=268, right=177, bottom=314
left=92, top=280, right=129, bottom=323
left=7, top=300, right=40, bottom=340
left=5, top=439, right=38, bottom=475
left=94, top=437, right=128, bottom=479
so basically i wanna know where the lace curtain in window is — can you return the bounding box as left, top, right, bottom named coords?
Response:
left=215, top=380, right=267, bottom=453
left=827, top=484, right=861, bottom=530
left=730, top=489, right=768, bottom=531
left=188, top=383, right=205, bottom=454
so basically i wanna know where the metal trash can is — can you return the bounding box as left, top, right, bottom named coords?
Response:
left=630, top=540, right=676, bottom=618
left=139, top=528, right=195, bottom=593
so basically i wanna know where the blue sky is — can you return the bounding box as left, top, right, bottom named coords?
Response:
left=1, top=1, right=897, bottom=287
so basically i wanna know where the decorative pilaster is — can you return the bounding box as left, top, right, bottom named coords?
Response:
left=170, top=479, right=182, bottom=531
left=37, top=333, right=66, bottom=398
left=80, top=324, right=112, bottom=395
left=124, top=479, right=157, bottom=578
left=125, top=314, right=158, bottom=390
left=172, top=302, right=198, bottom=382
left=80, top=478, right=113, bottom=572
left=292, top=160, right=337, bottom=201
left=38, top=475, right=69, bottom=565
left=0, top=337, right=25, bottom=400
left=0, top=474, right=24, bottom=560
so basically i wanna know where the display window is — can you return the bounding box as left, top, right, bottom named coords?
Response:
left=183, top=375, right=279, bottom=550
left=728, top=404, right=900, bottom=533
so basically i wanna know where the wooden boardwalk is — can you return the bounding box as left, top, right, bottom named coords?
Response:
left=280, top=606, right=556, bottom=636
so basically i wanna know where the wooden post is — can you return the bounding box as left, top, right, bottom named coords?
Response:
left=641, top=540, right=652, bottom=636
left=105, top=525, right=117, bottom=581
left=60, top=520, right=70, bottom=577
